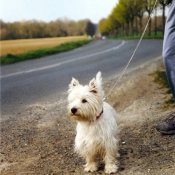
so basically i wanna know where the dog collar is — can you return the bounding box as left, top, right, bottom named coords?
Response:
left=96, top=109, right=103, bottom=120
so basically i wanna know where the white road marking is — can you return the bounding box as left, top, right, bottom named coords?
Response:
left=1, top=41, right=125, bottom=78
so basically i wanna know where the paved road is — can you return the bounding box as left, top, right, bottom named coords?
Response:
left=1, top=39, right=163, bottom=115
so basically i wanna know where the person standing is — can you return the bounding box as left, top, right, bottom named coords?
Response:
left=156, top=0, right=175, bottom=135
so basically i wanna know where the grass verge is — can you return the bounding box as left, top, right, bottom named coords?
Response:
left=108, top=32, right=163, bottom=40
left=150, top=65, right=175, bottom=108
left=0, top=39, right=92, bottom=65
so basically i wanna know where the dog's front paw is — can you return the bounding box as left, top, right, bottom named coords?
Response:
left=84, top=162, right=98, bottom=172
left=105, top=164, right=118, bottom=174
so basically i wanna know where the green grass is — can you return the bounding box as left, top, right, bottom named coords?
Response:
left=108, top=32, right=163, bottom=40
left=152, top=70, right=170, bottom=89
left=0, top=39, right=92, bottom=65
left=150, top=66, right=175, bottom=108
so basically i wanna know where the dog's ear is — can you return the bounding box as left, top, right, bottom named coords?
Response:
left=89, top=78, right=98, bottom=93
left=68, top=78, right=79, bottom=92
left=96, top=71, right=102, bottom=87
left=95, top=71, right=103, bottom=95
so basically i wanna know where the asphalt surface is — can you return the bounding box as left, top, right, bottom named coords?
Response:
left=1, top=39, right=163, bottom=115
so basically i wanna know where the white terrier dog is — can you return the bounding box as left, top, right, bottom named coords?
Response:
left=67, top=72, right=120, bottom=174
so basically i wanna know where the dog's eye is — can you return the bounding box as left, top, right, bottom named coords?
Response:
left=82, top=99, right=87, bottom=103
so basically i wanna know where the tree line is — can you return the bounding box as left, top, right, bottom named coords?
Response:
left=0, top=18, right=95, bottom=40
left=98, top=0, right=168, bottom=37
left=0, top=0, right=169, bottom=40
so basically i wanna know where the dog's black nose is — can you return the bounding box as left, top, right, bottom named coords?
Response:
left=71, top=108, right=77, bottom=114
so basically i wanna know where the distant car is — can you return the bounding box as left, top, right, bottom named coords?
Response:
left=94, top=35, right=102, bottom=40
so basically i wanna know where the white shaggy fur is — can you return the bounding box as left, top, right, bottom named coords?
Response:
left=67, top=72, right=120, bottom=174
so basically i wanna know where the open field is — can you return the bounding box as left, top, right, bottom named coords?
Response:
left=0, top=36, right=87, bottom=56
left=0, top=39, right=92, bottom=65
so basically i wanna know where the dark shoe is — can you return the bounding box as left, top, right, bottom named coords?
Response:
left=156, top=111, right=175, bottom=135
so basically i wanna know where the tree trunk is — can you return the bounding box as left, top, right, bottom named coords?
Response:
left=131, top=20, right=134, bottom=36
left=148, top=14, right=151, bottom=36
left=139, top=17, right=143, bottom=34
left=154, top=7, right=157, bottom=36
left=126, top=23, right=129, bottom=36
left=162, top=5, right=166, bottom=35
left=135, top=17, right=138, bottom=36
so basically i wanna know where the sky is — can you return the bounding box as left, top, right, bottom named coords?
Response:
left=0, top=0, right=118, bottom=23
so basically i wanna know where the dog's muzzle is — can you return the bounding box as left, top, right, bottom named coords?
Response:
left=71, top=108, right=77, bottom=114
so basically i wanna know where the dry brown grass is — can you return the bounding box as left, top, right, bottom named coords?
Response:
left=0, top=36, right=87, bottom=56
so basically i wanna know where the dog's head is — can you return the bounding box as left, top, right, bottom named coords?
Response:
left=67, top=72, right=103, bottom=122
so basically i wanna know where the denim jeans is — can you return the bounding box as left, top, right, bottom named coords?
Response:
left=163, top=0, right=175, bottom=98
